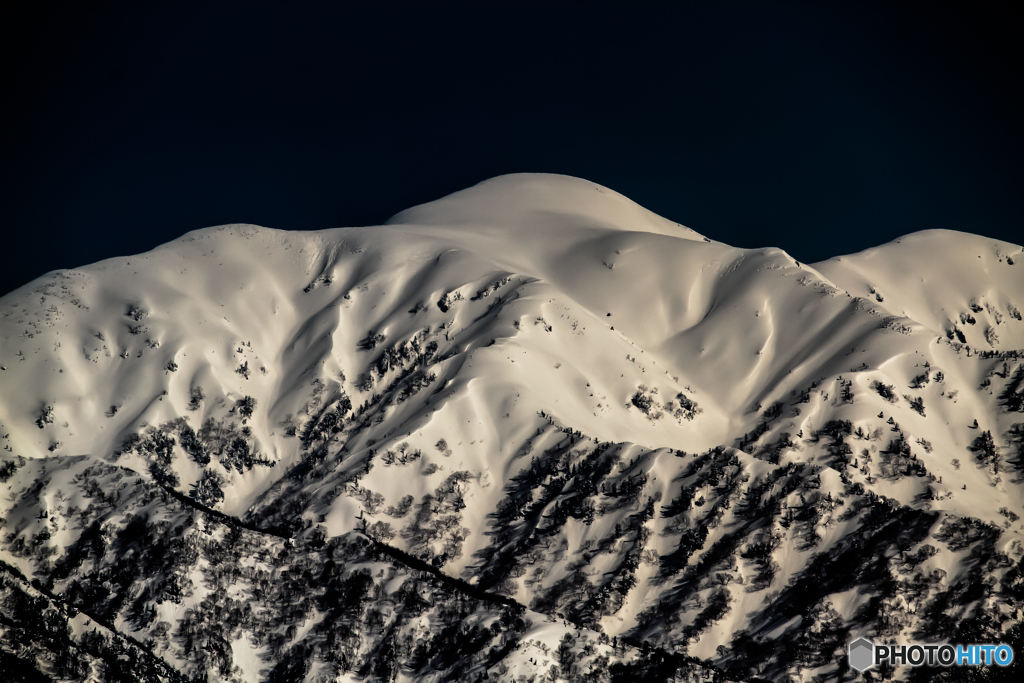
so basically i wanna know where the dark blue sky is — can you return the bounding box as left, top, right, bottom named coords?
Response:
left=2, top=0, right=1022, bottom=297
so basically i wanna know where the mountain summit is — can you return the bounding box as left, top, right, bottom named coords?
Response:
left=2, top=174, right=1023, bottom=682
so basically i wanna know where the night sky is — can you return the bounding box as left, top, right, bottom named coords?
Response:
left=2, top=0, right=1022, bottom=297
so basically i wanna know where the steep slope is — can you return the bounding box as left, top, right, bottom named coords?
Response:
left=2, top=173, right=1023, bottom=682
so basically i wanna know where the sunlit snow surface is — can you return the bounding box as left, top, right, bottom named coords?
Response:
left=2, top=174, right=1023, bottom=682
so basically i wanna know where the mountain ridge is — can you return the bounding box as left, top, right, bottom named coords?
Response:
left=2, top=174, right=1023, bottom=682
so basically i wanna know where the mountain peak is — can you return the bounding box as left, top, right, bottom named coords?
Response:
left=2, top=177, right=1023, bottom=682
left=387, top=172, right=707, bottom=241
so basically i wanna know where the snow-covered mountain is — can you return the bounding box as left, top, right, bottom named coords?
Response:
left=1, top=173, right=1022, bottom=682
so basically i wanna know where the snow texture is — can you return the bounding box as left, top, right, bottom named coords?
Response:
left=1, top=173, right=1023, bottom=682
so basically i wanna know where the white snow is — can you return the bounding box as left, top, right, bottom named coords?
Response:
left=2, top=173, right=1022, bottom=681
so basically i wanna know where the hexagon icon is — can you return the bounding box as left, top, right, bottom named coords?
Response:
left=848, top=637, right=875, bottom=672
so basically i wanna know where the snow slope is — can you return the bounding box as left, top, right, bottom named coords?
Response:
left=2, top=173, right=1023, bottom=682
